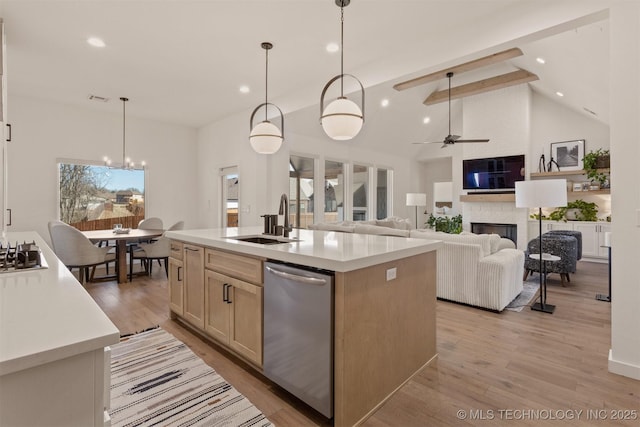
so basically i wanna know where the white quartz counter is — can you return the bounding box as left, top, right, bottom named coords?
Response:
left=0, top=231, right=120, bottom=376
left=166, top=226, right=442, bottom=272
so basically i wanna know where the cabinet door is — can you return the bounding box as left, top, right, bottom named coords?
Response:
left=229, top=279, right=263, bottom=367
left=598, top=224, right=612, bottom=257
left=548, top=222, right=574, bottom=231
left=573, top=223, right=599, bottom=258
left=183, top=245, right=205, bottom=328
left=204, top=270, right=230, bottom=344
left=168, top=257, right=184, bottom=316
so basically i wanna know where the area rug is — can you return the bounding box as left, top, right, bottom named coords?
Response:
left=505, top=280, right=540, bottom=312
left=109, top=327, right=274, bottom=427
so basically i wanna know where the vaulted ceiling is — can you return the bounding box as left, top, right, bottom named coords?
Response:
left=1, top=0, right=609, bottom=145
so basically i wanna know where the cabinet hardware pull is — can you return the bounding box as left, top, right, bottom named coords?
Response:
left=6, top=208, right=11, bottom=227
left=185, top=247, right=199, bottom=252
left=177, top=266, right=182, bottom=281
left=222, top=283, right=228, bottom=302
left=227, top=284, right=232, bottom=304
left=5, top=124, right=11, bottom=142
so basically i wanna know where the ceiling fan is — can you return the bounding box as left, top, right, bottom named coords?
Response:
left=413, top=72, right=490, bottom=147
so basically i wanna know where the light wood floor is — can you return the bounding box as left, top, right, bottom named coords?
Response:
left=86, top=261, right=639, bottom=426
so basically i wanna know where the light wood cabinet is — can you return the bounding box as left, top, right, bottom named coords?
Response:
left=183, top=244, right=205, bottom=328
left=168, top=257, right=184, bottom=316
left=205, top=270, right=263, bottom=366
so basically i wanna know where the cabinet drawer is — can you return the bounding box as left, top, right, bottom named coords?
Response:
left=205, top=248, right=263, bottom=284
left=170, top=240, right=184, bottom=260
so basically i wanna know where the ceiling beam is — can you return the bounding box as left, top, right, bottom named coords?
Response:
left=393, top=47, right=523, bottom=91
left=423, top=69, right=539, bottom=105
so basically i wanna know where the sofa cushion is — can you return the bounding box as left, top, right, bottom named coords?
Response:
left=375, top=216, right=411, bottom=230
left=354, top=224, right=410, bottom=237
left=411, top=229, right=493, bottom=257
left=308, top=222, right=355, bottom=233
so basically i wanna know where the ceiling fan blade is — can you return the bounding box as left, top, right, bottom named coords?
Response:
left=455, top=138, right=490, bottom=143
left=411, top=140, right=442, bottom=144
left=449, top=135, right=461, bottom=141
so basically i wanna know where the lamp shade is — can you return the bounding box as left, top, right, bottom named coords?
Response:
left=321, top=98, right=364, bottom=140
left=249, top=120, right=283, bottom=154
left=515, top=179, right=567, bottom=208
left=406, top=193, right=427, bottom=207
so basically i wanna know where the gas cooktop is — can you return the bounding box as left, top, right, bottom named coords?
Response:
left=0, top=241, right=49, bottom=274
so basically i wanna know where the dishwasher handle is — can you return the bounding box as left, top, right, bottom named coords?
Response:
left=266, top=265, right=327, bottom=286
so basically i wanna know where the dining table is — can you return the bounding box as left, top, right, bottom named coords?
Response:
left=82, top=228, right=165, bottom=283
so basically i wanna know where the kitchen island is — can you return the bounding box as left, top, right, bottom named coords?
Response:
left=0, top=231, right=120, bottom=426
left=166, top=227, right=441, bottom=427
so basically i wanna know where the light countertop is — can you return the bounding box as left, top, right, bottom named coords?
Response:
left=0, top=231, right=120, bottom=376
left=166, top=227, right=442, bottom=272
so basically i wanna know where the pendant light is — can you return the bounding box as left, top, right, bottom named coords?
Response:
left=320, top=0, right=365, bottom=141
left=104, top=97, right=145, bottom=169
left=249, top=42, right=284, bottom=154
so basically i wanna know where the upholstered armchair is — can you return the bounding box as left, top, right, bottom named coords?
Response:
left=524, top=234, right=578, bottom=285
left=543, top=230, right=583, bottom=260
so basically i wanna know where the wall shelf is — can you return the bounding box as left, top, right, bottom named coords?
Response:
left=530, top=168, right=610, bottom=178
left=460, top=193, right=515, bottom=202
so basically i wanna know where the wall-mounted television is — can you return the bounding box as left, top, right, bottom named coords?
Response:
left=463, top=154, right=525, bottom=192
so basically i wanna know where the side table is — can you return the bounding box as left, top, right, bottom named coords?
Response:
left=529, top=253, right=561, bottom=313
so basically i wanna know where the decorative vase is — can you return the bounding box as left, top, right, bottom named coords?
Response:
left=595, top=155, right=610, bottom=169
left=565, top=208, right=581, bottom=221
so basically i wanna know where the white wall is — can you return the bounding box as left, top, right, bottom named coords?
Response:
left=6, top=95, right=198, bottom=244
left=609, top=1, right=640, bottom=380
left=531, top=90, right=610, bottom=173
left=197, top=103, right=422, bottom=228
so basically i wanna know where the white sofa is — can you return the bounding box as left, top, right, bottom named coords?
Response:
left=309, top=218, right=524, bottom=311
left=410, top=229, right=523, bottom=311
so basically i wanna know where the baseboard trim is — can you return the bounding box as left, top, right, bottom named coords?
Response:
left=608, top=349, right=640, bottom=380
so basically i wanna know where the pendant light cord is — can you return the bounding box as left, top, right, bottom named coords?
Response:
left=340, top=4, right=344, bottom=97
left=447, top=73, right=452, bottom=135
left=121, top=97, right=127, bottom=167
left=265, top=47, right=269, bottom=122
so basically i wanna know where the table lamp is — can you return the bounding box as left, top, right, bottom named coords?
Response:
left=515, top=179, right=567, bottom=313
left=406, top=193, right=427, bottom=229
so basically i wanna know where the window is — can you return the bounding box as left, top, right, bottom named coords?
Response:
left=352, top=164, right=368, bottom=221
left=324, top=160, right=344, bottom=222
left=59, top=161, right=145, bottom=230
left=377, top=168, right=389, bottom=219
left=220, top=166, right=239, bottom=227
left=289, top=155, right=315, bottom=229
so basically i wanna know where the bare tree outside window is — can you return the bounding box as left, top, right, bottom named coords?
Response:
left=59, top=162, right=145, bottom=230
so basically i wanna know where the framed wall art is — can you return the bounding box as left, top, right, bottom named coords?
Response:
left=550, top=139, right=585, bottom=172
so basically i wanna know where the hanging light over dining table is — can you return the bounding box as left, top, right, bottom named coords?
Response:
left=104, top=97, right=146, bottom=169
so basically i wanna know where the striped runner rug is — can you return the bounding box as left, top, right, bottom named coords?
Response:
left=109, top=327, right=274, bottom=427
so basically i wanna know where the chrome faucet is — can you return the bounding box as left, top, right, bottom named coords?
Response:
left=278, top=193, right=292, bottom=238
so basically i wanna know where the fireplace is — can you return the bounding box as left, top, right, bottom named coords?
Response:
left=471, top=222, right=517, bottom=243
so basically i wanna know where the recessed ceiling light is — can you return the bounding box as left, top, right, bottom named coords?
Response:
left=536, top=57, right=546, bottom=64
left=556, top=91, right=564, bottom=97
left=87, top=37, right=106, bottom=48
left=326, top=43, right=339, bottom=53
left=423, top=116, right=431, bottom=124
left=380, top=99, right=389, bottom=107
left=239, top=85, right=250, bottom=94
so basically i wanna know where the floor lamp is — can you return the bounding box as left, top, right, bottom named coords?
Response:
left=515, top=179, right=567, bottom=314
left=406, top=193, right=427, bottom=229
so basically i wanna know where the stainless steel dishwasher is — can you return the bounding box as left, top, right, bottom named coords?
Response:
left=263, top=261, right=334, bottom=418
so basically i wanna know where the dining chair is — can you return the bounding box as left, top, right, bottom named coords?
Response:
left=138, top=217, right=163, bottom=230
left=48, top=221, right=117, bottom=285
left=129, top=235, right=170, bottom=280
left=167, top=221, right=184, bottom=231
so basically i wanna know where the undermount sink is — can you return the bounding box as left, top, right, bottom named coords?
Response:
left=227, top=235, right=300, bottom=245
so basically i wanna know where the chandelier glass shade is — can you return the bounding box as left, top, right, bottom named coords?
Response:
left=249, top=42, right=284, bottom=154
left=320, top=0, right=365, bottom=141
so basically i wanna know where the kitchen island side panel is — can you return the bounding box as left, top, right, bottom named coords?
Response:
left=334, top=251, right=437, bottom=427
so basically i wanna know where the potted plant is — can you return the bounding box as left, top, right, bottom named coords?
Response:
left=583, top=148, right=610, bottom=187
left=548, top=199, right=598, bottom=222
left=426, top=213, right=463, bottom=234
